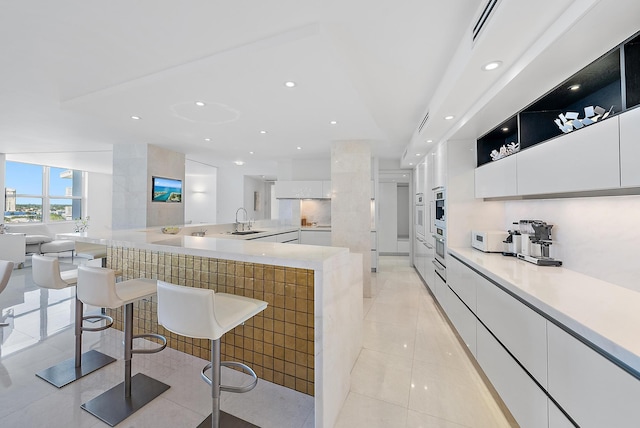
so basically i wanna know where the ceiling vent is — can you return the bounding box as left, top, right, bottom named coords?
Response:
left=417, top=111, right=430, bottom=134
left=472, top=0, right=499, bottom=43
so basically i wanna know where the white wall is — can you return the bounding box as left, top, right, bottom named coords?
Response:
left=503, top=195, right=640, bottom=292
left=216, top=166, right=245, bottom=223
left=86, top=172, right=112, bottom=233
left=243, top=176, right=268, bottom=221
left=0, top=153, right=5, bottom=215
left=378, top=182, right=398, bottom=253
left=397, top=184, right=410, bottom=238
left=112, top=144, right=148, bottom=230
left=185, top=159, right=217, bottom=224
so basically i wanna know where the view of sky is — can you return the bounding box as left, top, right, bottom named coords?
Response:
left=5, top=162, right=72, bottom=196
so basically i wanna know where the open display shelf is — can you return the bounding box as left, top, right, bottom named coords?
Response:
left=477, top=30, right=638, bottom=167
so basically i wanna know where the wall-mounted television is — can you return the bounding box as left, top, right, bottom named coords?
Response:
left=152, top=176, right=182, bottom=203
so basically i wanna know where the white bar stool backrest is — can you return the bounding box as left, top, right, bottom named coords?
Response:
left=0, top=260, right=14, bottom=295
left=157, top=280, right=221, bottom=340
left=77, top=266, right=123, bottom=309
left=32, top=254, right=70, bottom=290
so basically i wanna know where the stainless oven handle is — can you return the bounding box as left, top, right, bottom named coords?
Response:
left=432, top=260, right=445, bottom=272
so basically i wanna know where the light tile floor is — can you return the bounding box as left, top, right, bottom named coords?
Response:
left=0, top=256, right=515, bottom=428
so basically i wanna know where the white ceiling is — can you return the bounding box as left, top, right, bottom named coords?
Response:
left=2, top=0, right=639, bottom=177
left=0, top=0, right=481, bottom=175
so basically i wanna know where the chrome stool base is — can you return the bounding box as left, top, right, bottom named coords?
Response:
left=81, top=373, right=170, bottom=427
left=35, top=349, right=116, bottom=388
left=197, top=412, right=260, bottom=428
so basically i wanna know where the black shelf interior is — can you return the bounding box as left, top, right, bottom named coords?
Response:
left=477, top=116, right=518, bottom=166
left=476, top=33, right=631, bottom=167
left=625, top=33, right=640, bottom=108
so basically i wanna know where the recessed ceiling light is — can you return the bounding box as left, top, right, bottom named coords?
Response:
left=426, top=139, right=433, bottom=143
left=296, top=146, right=302, bottom=150
left=502, top=127, right=509, bottom=132
left=444, top=115, right=454, bottom=120
left=195, top=101, right=206, bottom=107
left=330, top=120, right=337, bottom=125
left=249, top=151, right=254, bottom=155
left=204, top=138, right=211, bottom=142
left=482, top=61, right=502, bottom=71
left=409, top=162, right=414, bottom=166
left=234, top=160, right=245, bottom=166
left=259, top=130, right=267, bottom=134
left=284, top=81, right=296, bottom=88
left=568, top=84, right=581, bottom=91
left=403, top=174, right=407, bottom=177
left=416, top=153, right=421, bottom=156
left=130, top=116, right=141, bottom=120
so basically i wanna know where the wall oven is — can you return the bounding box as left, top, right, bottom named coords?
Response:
left=415, top=193, right=425, bottom=238
left=434, top=187, right=446, bottom=229
left=433, top=228, right=446, bottom=281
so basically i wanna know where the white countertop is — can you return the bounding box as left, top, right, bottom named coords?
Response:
left=60, top=227, right=347, bottom=270
left=449, top=247, right=640, bottom=375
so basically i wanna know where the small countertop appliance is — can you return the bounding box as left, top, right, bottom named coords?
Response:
left=471, top=230, right=507, bottom=253
left=516, top=220, right=562, bottom=266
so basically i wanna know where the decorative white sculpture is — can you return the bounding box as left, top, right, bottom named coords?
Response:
left=490, top=141, right=520, bottom=161
left=555, top=105, right=613, bottom=133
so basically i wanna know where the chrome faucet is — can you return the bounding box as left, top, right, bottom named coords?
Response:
left=235, top=207, right=248, bottom=232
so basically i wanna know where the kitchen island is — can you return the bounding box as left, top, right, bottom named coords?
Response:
left=60, top=226, right=363, bottom=428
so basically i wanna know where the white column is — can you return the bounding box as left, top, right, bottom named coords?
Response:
left=331, top=141, right=372, bottom=297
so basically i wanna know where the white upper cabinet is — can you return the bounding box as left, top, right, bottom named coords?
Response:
left=432, top=142, right=447, bottom=190
left=322, top=181, right=333, bottom=199
left=619, top=107, right=640, bottom=187
left=517, top=117, right=620, bottom=195
left=275, top=181, right=324, bottom=199
left=415, top=161, right=426, bottom=195
left=475, top=155, right=518, bottom=198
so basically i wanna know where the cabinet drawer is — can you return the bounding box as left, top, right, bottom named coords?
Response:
left=476, top=276, right=547, bottom=387
left=517, top=116, right=620, bottom=195
left=446, top=256, right=476, bottom=312
left=547, top=323, right=640, bottom=428
left=477, top=324, right=548, bottom=428
left=443, top=284, right=476, bottom=356
left=276, top=231, right=299, bottom=243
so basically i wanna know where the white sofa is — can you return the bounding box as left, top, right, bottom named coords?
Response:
left=9, top=224, right=75, bottom=259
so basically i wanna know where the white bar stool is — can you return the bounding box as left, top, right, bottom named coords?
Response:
left=77, top=266, right=169, bottom=427
left=157, top=280, right=268, bottom=428
left=0, top=260, right=14, bottom=327
left=32, top=254, right=116, bottom=388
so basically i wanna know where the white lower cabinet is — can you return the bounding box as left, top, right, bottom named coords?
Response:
left=275, top=231, right=299, bottom=243
left=476, top=324, right=549, bottom=428
left=446, top=256, right=477, bottom=312
left=476, top=275, right=547, bottom=387
left=548, top=399, right=574, bottom=428
left=547, top=322, right=640, bottom=428
left=433, top=270, right=446, bottom=304
left=443, top=285, right=476, bottom=356
left=250, top=235, right=277, bottom=242
left=299, top=230, right=332, bottom=246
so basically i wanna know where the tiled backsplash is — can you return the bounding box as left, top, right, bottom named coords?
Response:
left=106, top=246, right=315, bottom=396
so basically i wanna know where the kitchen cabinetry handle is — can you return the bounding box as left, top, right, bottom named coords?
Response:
left=424, top=242, right=433, bottom=249
left=432, top=260, right=445, bottom=271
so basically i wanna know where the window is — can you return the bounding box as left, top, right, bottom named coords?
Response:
left=4, top=161, right=85, bottom=223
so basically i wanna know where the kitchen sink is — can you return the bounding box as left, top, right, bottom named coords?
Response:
left=231, top=230, right=263, bottom=235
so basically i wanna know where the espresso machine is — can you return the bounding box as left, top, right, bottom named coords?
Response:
left=516, top=220, right=562, bottom=266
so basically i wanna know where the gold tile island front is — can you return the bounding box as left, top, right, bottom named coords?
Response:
left=106, top=246, right=315, bottom=396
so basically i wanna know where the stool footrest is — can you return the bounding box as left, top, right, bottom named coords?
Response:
left=131, top=333, right=167, bottom=354
left=81, top=314, right=114, bottom=332
left=201, top=361, right=258, bottom=393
